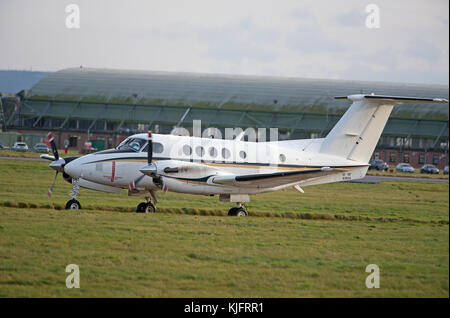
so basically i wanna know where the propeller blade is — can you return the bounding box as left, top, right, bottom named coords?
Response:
left=162, top=179, right=168, bottom=194
left=128, top=174, right=145, bottom=192
left=40, top=154, right=56, bottom=161
left=47, top=171, right=59, bottom=198
left=47, top=132, right=59, bottom=161
left=147, top=131, right=153, bottom=164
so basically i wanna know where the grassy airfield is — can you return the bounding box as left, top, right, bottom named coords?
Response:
left=0, top=159, right=448, bottom=297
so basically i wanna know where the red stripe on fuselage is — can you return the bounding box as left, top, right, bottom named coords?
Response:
left=111, top=160, right=116, bottom=182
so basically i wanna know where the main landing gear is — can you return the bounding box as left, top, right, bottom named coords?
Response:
left=136, top=197, right=156, bottom=213
left=227, top=203, right=248, bottom=217
left=65, top=178, right=82, bottom=210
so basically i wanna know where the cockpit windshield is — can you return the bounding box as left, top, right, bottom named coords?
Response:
left=117, top=138, right=147, bottom=152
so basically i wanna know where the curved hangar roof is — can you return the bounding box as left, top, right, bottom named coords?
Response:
left=26, top=68, right=448, bottom=120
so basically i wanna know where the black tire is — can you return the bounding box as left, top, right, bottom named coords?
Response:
left=136, top=202, right=156, bottom=213
left=227, top=207, right=238, bottom=216
left=228, top=207, right=248, bottom=216
left=235, top=208, right=248, bottom=217
left=65, top=199, right=81, bottom=210
left=136, top=202, right=147, bottom=213
left=145, top=202, right=156, bottom=213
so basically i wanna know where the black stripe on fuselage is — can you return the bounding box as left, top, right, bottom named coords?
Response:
left=84, top=156, right=369, bottom=168
left=82, top=156, right=368, bottom=169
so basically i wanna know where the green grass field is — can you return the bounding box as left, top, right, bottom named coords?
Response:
left=0, top=159, right=448, bottom=297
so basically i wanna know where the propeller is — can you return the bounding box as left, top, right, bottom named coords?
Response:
left=41, top=132, right=78, bottom=197
left=48, top=132, right=59, bottom=161
left=148, top=131, right=152, bottom=165
left=47, top=171, right=59, bottom=198
left=129, top=131, right=163, bottom=199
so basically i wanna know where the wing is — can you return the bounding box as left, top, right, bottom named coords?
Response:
left=210, top=167, right=344, bottom=189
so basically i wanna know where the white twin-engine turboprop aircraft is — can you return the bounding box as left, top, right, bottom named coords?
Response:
left=42, top=94, right=448, bottom=216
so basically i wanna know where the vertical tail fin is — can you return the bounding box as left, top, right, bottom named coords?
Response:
left=320, top=94, right=448, bottom=163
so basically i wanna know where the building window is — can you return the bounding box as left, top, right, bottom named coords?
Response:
left=433, top=155, right=439, bottom=165
left=69, top=136, right=78, bottom=147
left=389, top=152, right=396, bottom=163
left=418, top=154, right=425, bottom=164
left=403, top=154, right=409, bottom=163
left=374, top=152, right=380, bottom=160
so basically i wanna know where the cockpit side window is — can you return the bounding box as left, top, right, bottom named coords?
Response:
left=117, top=138, right=146, bottom=152
left=141, top=142, right=164, bottom=154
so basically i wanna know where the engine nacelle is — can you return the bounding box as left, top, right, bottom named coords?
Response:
left=62, top=172, right=72, bottom=183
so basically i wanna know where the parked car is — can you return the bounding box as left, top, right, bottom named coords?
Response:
left=396, top=163, right=414, bottom=173
left=444, top=166, right=449, bottom=175
left=11, top=142, right=29, bottom=152
left=369, top=159, right=389, bottom=171
left=420, top=164, right=439, bottom=174
left=33, top=143, right=50, bottom=153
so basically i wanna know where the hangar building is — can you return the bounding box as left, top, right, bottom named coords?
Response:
left=1, top=67, right=448, bottom=168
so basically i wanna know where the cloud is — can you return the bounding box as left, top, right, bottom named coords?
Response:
left=0, top=0, right=448, bottom=85
left=288, top=25, right=345, bottom=53
left=405, top=39, right=442, bottom=62
left=197, top=18, right=278, bottom=62
left=334, top=9, right=366, bottom=27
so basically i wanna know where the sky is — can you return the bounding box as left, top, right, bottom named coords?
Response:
left=0, top=0, right=448, bottom=84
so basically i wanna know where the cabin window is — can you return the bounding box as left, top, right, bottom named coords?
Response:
left=183, top=145, right=192, bottom=156
left=279, top=154, right=286, bottom=162
left=222, top=148, right=231, bottom=159
left=196, top=146, right=205, bottom=157
left=209, top=147, right=218, bottom=158
left=239, top=150, right=247, bottom=159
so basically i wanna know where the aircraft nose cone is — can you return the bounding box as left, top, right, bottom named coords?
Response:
left=49, top=158, right=65, bottom=172
left=64, top=160, right=82, bottom=179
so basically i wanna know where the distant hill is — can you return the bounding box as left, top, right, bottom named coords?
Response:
left=0, top=70, right=51, bottom=94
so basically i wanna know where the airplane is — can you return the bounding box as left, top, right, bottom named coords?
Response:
left=41, top=94, right=448, bottom=216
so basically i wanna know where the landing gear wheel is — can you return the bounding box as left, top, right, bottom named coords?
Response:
left=227, top=207, right=248, bottom=216
left=145, top=202, right=156, bottom=213
left=136, top=202, right=156, bottom=213
left=66, top=199, right=81, bottom=210
left=235, top=207, right=248, bottom=217
left=227, top=207, right=238, bottom=216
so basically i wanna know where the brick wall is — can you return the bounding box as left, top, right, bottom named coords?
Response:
left=373, top=148, right=449, bottom=169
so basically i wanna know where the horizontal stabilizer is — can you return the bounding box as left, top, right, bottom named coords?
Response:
left=335, top=94, right=448, bottom=103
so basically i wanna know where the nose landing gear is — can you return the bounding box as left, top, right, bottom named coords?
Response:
left=65, top=178, right=82, bottom=210
left=66, top=199, right=82, bottom=210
